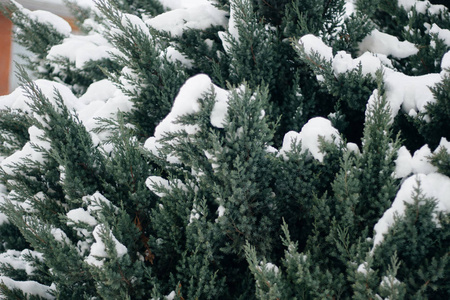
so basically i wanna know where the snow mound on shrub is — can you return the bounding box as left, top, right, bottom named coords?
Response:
left=300, top=32, right=443, bottom=119
left=299, top=34, right=334, bottom=61
left=372, top=173, right=450, bottom=250
left=279, top=117, right=341, bottom=162
left=14, top=0, right=71, bottom=37
left=0, top=126, right=50, bottom=176
left=359, top=29, right=418, bottom=59
left=383, top=71, right=441, bottom=119
left=145, top=74, right=229, bottom=162
left=394, top=142, right=447, bottom=178
left=47, top=34, right=119, bottom=69
left=146, top=2, right=227, bottom=36
left=85, top=224, right=127, bottom=267
left=0, top=276, right=54, bottom=299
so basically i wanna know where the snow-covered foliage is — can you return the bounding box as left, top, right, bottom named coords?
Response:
left=0, top=0, right=449, bottom=298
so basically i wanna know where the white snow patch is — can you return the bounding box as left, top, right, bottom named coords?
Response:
left=0, top=125, right=50, bottom=176
left=47, top=34, right=118, bottom=69
left=85, top=224, right=127, bottom=267
left=398, top=0, right=447, bottom=15
left=266, top=146, right=278, bottom=154
left=159, top=0, right=212, bottom=9
left=333, top=51, right=391, bottom=76
left=146, top=74, right=231, bottom=163
left=0, top=276, right=54, bottom=299
left=435, top=137, right=450, bottom=153
left=218, top=0, right=240, bottom=53
left=146, top=3, right=227, bottom=37
left=395, top=146, right=413, bottom=178
left=82, top=192, right=118, bottom=214
left=122, top=13, right=150, bottom=36
left=429, top=24, right=450, bottom=47
left=165, top=291, right=176, bottom=300
left=78, top=79, right=117, bottom=105
left=50, top=228, right=70, bottom=244
left=189, top=205, right=200, bottom=223
left=166, top=46, right=194, bottom=67
left=80, top=87, right=133, bottom=149
left=397, top=0, right=420, bottom=12
left=0, top=212, right=8, bottom=225
left=0, top=79, right=81, bottom=115
left=299, top=34, right=334, bottom=61
left=279, top=117, right=341, bottom=162
left=146, top=176, right=170, bottom=197
left=381, top=275, right=401, bottom=289
left=347, top=142, right=360, bottom=154
left=152, top=74, right=209, bottom=139
left=395, top=145, right=438, bottom=178
left=356, top=262, right=375, bottom=276
left=145, top=176, right=187, bottom=197
left=344, top=0, right=356, bottom=17
left=262, top=262, right=279, bottom=274
left=67, top=208, right=98, bottom=226
left=359, top=29, right=418, bottom=59
left=217, top=205, right=225, bottom=218
left=22, top=8, right=71, bottom=37
left=372, top=173, right=450, bottom=250
left=0, top=249, right=43, bottom=276
left=441, top=51, right=450, bottom=72
left=383, top=71, right=441, bottom=119
left=411, top=145, right=438, bottom=174
left=210, top=86, right=230, bottom=128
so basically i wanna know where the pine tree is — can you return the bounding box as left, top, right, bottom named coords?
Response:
left=1, top=0, right=449, bottom=298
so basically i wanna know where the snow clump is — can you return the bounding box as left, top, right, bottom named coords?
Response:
left=279, top=117, right=341, bottom=162
left=372, top=173, right=450, bottom=250
left=144, top=74, right=230, bottom=163
left=358, top=29, right=418, bottom=59
left=299, top=34, right=334, bottom=61
left=146, top=1, right=227, bottom=37
left=12, top=0, right=71, bottom=37
left=85, top=224, right=127, bottom=267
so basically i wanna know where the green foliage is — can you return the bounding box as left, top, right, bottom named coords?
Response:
left=271, top=141, right=326, bottom=248
left=332, top=12, right=375, bottom=56
left=357, top=0, right=450, bottom=76
left=97, top=0, right=187, bottom=139
left=173, top=26, right=229, bottom=86
left=416, top=72, right=450, bottom=150
left=358, top=75, right=400, bottom=229
left=1, top=0, right=449, bottom=298
left=19, top=70, right=105, bottom=204
left=206, top=86, right=277, bottom=256
left=246, top=221, right=344, bottom=299
left=430, top=146, right=450, bottom=176
left=245, top=72, right=401, bottom=299
left=149, top=84, right=279, bottom=297
left=373, top=183, right=450, bottom=298
left=283, top=0, right=346, bottom=39
left=0, top=222, right=29, bottom=252
left=295, top=45, right=377, bottom=143
left=224, top=0, right=281, bottom=90
left=109, top=0, right=165, bottom=17
left=0, top=109, right=31, bottom=157
left=223, top=0, right=338, bottom=144
left=377, top=253, right=407, bottom=300
left=0, top=283, right=48, bottom=300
